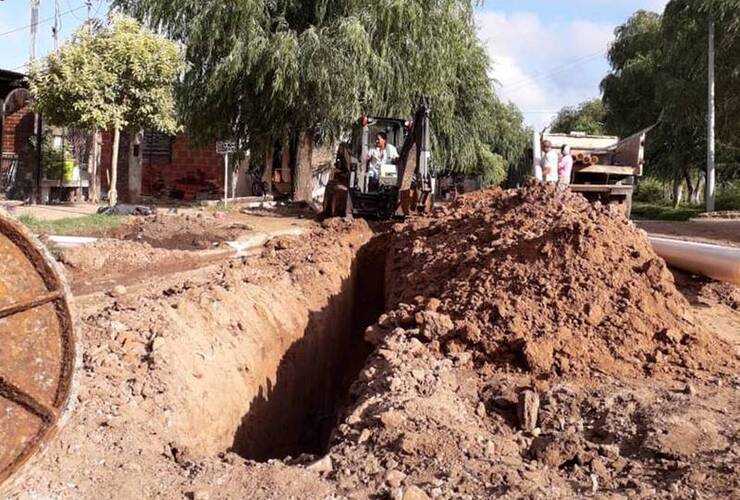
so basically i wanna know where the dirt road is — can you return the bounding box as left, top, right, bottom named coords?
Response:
left=637, top=219, right=740, bottom=247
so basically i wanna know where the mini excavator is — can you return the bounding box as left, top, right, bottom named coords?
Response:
left=323, top=98, right=435, bottom=219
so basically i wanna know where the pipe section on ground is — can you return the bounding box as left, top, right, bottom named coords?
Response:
left=649, top=237, right=740, bottom=285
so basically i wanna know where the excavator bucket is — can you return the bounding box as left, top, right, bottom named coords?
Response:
left=0, top=212, right=76, bottom=491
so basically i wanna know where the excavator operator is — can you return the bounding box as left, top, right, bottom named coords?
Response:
left=367, top=131, right=399, bottom=190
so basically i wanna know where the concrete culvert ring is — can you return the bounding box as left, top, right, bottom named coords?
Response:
left=0, top=214, right=76, bottom=492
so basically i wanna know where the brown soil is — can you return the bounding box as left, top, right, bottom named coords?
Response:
left=111, top=213, right=252, bottom=250
left=57, top=239, right=206, bottom=292
left=637, top=219, right=740, bottom=247
left=56, top=212, right=318, bottom=295
left=5, top=185, right=740, bottom=499
left=385, top=184, right=735, bottom=380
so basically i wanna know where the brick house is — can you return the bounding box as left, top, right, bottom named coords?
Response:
left=0, top=69, right=39, bottom=200
left=100, top=130, right=229, bottom=203
left=101, top=129, right=336, bottom=204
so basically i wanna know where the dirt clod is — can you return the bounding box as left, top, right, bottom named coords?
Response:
left=517, top=390, right=540, bottom=432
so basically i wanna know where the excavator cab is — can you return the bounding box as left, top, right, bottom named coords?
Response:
left=352, top=117, right=406, bottom=190
left=324, top=99, right=435, bottom=219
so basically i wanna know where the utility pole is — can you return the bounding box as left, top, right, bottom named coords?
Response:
left=29, top=0, right=40, bottom=62
left=52, top=0, right=61, bottom=51
left=706, top=8, right=716, bottom=212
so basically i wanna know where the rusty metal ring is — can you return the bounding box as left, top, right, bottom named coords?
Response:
left=0, top=213, right=76, bottom=490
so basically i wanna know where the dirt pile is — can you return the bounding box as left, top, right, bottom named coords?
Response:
left=112, top=213, right=250, bottom=250
left=319, top=184, right=739, bottom=498
left=383, top=183, right=735, bottom=379
left=8, top=186, right=740, bottom=499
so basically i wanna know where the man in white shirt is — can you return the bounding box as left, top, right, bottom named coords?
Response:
left=536, top=140, right=559, bottom=183
left=367, top=132, right=399, bottom=184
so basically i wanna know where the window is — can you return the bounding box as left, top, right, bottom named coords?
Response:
left=142, top=129, right=174, bottom=163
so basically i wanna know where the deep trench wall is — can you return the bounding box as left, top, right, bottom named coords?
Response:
left=148, top=229, right=374, bottom=459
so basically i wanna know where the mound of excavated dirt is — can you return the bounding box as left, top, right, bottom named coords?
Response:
left=320, top=184, right=739, bottom=498
left=9, top=190, right=740, bottom=500
left=383, top=183, right=735, bottom=379
left=112, top=213, right=250, bottom=250
left=56, top=239, right=204, bottom=292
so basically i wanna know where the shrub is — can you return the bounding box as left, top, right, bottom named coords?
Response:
left=715, top=183, right=740, bottom=211
left=634, top=177, right=666, bottom=203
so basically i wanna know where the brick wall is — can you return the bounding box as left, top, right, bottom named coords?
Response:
left=142, top=134, right=224, bottom=201
left=100, top=131, right=336, bottom=203
left=100, top=131, right=224, bottom=202
left=2, top=104, right=34, bottom=156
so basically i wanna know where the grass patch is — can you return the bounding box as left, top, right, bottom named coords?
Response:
left=17, top=214, right=127, bottom=236
left=631, top=202, right=704, bottom=221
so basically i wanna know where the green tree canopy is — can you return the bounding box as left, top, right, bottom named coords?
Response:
left=600, top=10, right=662, bottom=138
left=30, top=15, right=184, bottom=205
left=600, top=1, right=740, bottom=203
left=550, top=99, right=607, bottom=135
left=114, top=0, right=524, bottom=198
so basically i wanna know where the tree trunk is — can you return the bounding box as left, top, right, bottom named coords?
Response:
left=672, top=174, right=683, bottom=209
left=262, top=144, right=273, bottom=194
left=293, top=130, right=314, bottom=203
left=685, top=170, right=702, bottom=205
left=108, top=126, right=120, bottom=207
left=690, top=180, right=702, bottom=205
left=88, top=128, right=100, bottom=203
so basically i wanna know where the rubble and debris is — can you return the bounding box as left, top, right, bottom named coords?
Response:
left=6, top=184, right=739, bottom=499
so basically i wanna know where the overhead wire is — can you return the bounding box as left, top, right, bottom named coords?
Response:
left=497, top=22, right=662, bottom=93
left=0, top=4, right=87, bottom=38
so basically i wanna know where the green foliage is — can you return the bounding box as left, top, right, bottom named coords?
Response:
left=603, top=1, right=740, bottom=187
left=114, top=0, right=523, bottom=175
left=30, top=16, right=184, bottom=133
left=634, top=177, right=667, bottom=203
left=478, top=149, right=506, bottom=188
left=601, top=10, right=662, bottom=138
left=630, top=202, right=703, bottom=221
left=716, top=184, right=740, bottom=211
left=550, top=99, right=607, bottom=135
left=17, top=214, right=127, bottom=236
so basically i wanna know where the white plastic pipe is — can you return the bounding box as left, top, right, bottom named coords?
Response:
left=48, top=235, right=98, bottom=248
left=649, top=237, right=740, bottom=285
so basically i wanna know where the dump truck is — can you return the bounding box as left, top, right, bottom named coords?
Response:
left=534, top=129, right=648, bottom=215
left=0, top=212, right=76, bottom=492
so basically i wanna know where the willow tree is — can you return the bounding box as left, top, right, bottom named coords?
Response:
left=599, top=2, right=740, bottom=204
left=600, top=10, right=663, bottom=139
left=30, top=16, right=183, bottom=206
left=115, top=0, right=508, bottom=200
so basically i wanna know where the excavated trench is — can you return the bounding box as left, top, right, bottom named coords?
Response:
left=224, top=233, right=389, bottom=462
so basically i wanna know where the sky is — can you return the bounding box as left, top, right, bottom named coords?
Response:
left=0, top=0, right=107, bottom=71
left=1, top=0, right=668, bottom=129
left=476, top=0, right=669, bottom=128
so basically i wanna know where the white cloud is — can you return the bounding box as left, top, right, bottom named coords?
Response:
left=476, top=11, right=615, bottom=129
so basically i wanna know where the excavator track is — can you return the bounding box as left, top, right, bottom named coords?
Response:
left=0, top=213, right=76, bottom=490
